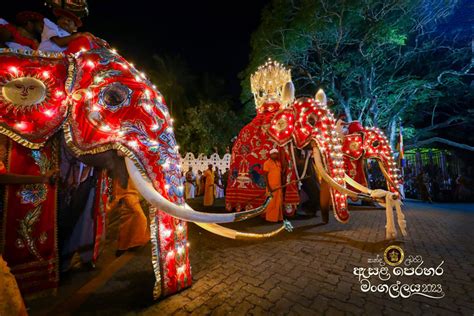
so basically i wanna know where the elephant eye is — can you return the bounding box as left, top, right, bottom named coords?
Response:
left=372, top=140, right=379, bottom=147
left=98, top=82, right=132, bottom=111
left=307, top=114, right=317, bottom=126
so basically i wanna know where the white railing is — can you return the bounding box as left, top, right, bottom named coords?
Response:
left=180, top=153, right=231, bottom=172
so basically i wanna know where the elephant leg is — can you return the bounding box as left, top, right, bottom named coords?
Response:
left=320, top=180, right=331, bottom=224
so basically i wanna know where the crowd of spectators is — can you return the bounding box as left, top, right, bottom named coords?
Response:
left=368, top=161, right=473, bottom=202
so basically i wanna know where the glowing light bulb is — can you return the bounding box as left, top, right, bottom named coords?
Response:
left=42, top=71, right=50, bottom=78
left=128, top=140, right=138, bottom=148
left=87, top=60, right=95, bottom=68
left=9, top=66, right=19, bottom=75
left=15, top=122, right=26, bottom=130
left=177, top=265, right=186, bottom=274
left=43, top=109, right=54, bottom=117
left=100, top=124, right=111, bottom=132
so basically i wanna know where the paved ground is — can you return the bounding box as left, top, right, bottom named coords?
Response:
left=28, top=200, right=474, bottom=315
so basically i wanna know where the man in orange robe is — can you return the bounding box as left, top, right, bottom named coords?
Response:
left=203, top=164, right=215, bottom=206
left=263, top=149, right=284, bottom=222
left=109, top=177, right=149, bottom=255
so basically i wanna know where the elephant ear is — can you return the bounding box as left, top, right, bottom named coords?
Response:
left=265, top=108, right=295, bottom=146
left=342, top=133, right=364, bottom=160
left=0, top=51, right=69, bottom=149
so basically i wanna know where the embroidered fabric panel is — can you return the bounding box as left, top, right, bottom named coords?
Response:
left=0, top=51, right=68, bottom=148
left=226, top=102, right=299, bottom=213
left=1, top=139, right=59, bottom=295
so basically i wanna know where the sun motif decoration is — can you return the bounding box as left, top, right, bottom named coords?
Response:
left=0, top=72, right=56, bottom=113
left=251, top=58, right=291, bottom=112
left=0, top=52, right=69, bottom=147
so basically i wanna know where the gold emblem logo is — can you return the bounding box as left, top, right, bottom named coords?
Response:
left=274, top=118, right=288, bottom=132
left=2, top=77, right=47, bottom=108
left=349, top=141, right=360, bottom=152
left=384, top=245, right=404, bottom=266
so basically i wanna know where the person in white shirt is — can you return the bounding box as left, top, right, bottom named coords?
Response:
left=39, top=8, right=93, bottom=52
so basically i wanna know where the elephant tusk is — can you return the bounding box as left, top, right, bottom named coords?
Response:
left=344, top=174, right=372, bottom=194
left=194, top=220, right=292, bottom=240
left=311, top=146, right=369, bottom=200
left=126, top=157, right=272, bottom=223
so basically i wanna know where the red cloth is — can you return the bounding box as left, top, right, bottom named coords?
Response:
left=1, top=139, right=59, bottom=296
left=343, top=127, right=399, bottom=194
left=226, top=103, right=299, bottom=215
left=92, top=170, right=108, bottom=263
left=348, top=121, right=364, bottom=134
left=65, top=36, right=105, bottom=54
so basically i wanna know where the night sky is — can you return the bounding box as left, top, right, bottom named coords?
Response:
left=4, top=0, right=269, bottom=103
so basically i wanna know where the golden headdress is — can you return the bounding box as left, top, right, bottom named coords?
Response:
left=251, top=58, right=292, bottom=111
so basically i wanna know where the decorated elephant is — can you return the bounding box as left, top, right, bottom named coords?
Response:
left=226, top=59, right=358, bottom=224
left=341, top=121, right=400, bottom=195
left=0, top=47, right=276, bottom=298
left=226, top=59, right=407, bottom=239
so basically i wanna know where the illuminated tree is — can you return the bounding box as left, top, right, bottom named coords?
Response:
left=243, top=0, right=473, bottom=149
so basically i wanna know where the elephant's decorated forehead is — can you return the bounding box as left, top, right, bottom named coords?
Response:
left=292, top=97, right=336, bottom=149
left=66, top=48, right=182, bottom=200
left=0, top=50, right=68, bottom=148
left=363, top=127, right=392, bottom=158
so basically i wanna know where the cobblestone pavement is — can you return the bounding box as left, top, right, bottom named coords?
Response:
left=33, top=201, right=474, bottom=315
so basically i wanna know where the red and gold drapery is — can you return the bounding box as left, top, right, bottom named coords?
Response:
left=0, top=138, right=59, bottom=296
left=226, top=102, right=299, bottom=215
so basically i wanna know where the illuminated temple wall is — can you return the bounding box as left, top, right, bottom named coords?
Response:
left=180, top=152, right=231, bottom=173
